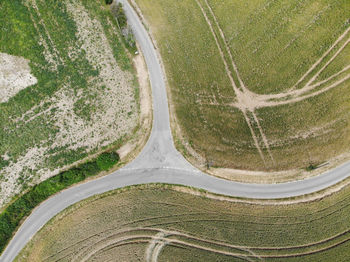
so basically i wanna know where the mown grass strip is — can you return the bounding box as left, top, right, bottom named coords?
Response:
left=0, top=151, right=119, bottom=254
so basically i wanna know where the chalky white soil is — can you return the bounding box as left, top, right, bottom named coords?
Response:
left=0, top=53, right=37, bottom=103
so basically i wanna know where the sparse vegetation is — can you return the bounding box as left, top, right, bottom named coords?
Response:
left=0, top=151, right=119, bottom=254
left=112, top=3, right=127, bottom=28
left=112, top=2, right=137, bottom=53
left=0, top=0, right=139, bottom=207
left=15, top=184, right=350, bottom=261
left=134, top=0, right=350, bottom=173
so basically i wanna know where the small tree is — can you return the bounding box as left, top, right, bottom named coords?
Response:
left=112, top=3, right=127, bottom=28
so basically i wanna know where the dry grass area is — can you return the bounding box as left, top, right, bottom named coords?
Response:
left=133, top=0, right=350, bottom=177
left=0, top=0, right=142, bottom=207
left=15, top=184, right=350, bottom=261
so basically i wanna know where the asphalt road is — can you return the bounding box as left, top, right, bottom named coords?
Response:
left=1, top=0, right=349, bottom=261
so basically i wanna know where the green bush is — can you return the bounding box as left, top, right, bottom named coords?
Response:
left=105, top=0, right=113, bottom=5
left=96, top=152, right=120, bottom=171
left=306, top=163, right=319, bottom=171
left=0, top=151, right=118, bottom=254
left=112, top=3, right=127, bottom=28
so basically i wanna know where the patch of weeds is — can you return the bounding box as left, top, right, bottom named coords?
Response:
left=111, top=3, right=137, bottom=54
left=96, top=152, right=120, bottom=171
left=305, top=163, right=319, bottom=171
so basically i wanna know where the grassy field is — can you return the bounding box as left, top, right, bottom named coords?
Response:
left=0, top=0, right=140, bottom=207
left=15, top=184, right=350, bottom=261
left=134, top=0, right=350, bottom=173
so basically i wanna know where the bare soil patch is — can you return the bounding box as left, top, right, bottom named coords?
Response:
left=0, top=53, right=37, bottom=103
left=117, top=50, right=152, bottom=159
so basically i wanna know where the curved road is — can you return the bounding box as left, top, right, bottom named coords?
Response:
left=1, top=0, right=350, bottom=261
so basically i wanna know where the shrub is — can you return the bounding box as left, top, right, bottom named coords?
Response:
left=306, top=163, right=319, bottom=171
left=105, top=0, right=113, bottom=5
left=112, top=3, right=127, bottom=28
left=96, top=152, right=120, bottom=171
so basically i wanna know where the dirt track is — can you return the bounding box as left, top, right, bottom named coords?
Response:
left=196, top=0, right=350, bottom=166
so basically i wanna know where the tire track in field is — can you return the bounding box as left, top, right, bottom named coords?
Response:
left=270, top=73, right=350, bottom=106
left=196, top=0, right=274, bottom=166
left=196, top=0, right=349, bottom=168
left=268, top=35, right=350, bottom=103
left=23, top=1, right=58, bottom=70
left=68, top=228, right=260, bottom=262
left=26, top=0, right=63, bottom=68
left=52, top=228, right=258, bottom=261
left=150, top=193, right=350, bottom=221
left=48, top=198, right=350, bottom=259
left=202, top=0, right=349, bottom=151
left=57, top=227, right=350, bottom=259
left=44, top=187, right=350, bottom=261
left=51, top=226, right=350, bottom=261
left=202, top=0, right=247, bottom=93
left=308, top=65, right=350, bottom=90
left=252, top=111, right=275, bottom=165
left=194, top=0, right=267, bottom=165
left=293, top=27, right=350, bottom=90
left=236, top=27, right=350, bottom=106
left=146, top=231, right=169, bottom=262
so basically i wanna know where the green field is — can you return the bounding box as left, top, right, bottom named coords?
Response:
left=0, top=0, right=139, bottom=207
left=134, top=0, right=350, bottom=173
left=15, top=184, right=350, bottom=261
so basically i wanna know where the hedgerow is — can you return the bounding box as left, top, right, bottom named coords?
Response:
left=0, top=151, right=119, bottom=254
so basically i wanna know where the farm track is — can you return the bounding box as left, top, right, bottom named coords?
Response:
left=195, top=0, right=272, bottom=166
left=41, top=226, right=350, bottom=261
left=39, top=191, right=350, bottom=261
left=146, top=232, right=168, bottom=262
left=1, top=0, right=350, bottom=261
left=196, top=0, right=349, bottom=166
left=41, top=194, right=350, bottom=261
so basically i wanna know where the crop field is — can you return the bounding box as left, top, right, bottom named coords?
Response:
left=15, top=184, right=350, bottom=261
left=133, top=0, right=350, bottom=173
left=0, top=0, right=140, bottom=207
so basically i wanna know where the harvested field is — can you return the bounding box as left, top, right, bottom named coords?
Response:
left=15, top=184, right=350, bottom=261
left=133, top=0, right=350, bottom=174
left=0, top=0, right=140, bottom=207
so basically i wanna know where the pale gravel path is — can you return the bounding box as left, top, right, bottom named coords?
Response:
left=1, top=1, right=350, bottom=261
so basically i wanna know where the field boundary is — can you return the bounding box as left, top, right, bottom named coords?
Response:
left=0, top=3, right=153, bottom=254
left=130, top=0, right=350, bottom=179
left=26, top=183, right=350, bottom=262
